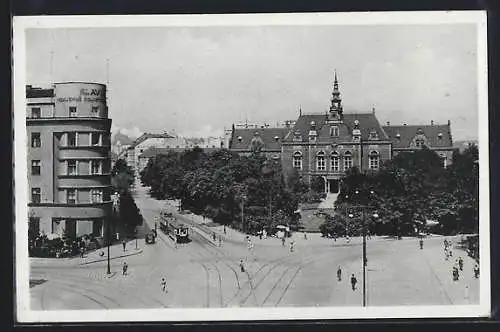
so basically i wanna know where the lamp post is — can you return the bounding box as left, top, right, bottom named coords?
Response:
left=348, top=189, right=378, bottom=307
left=109, top=191, right=119, bottom=275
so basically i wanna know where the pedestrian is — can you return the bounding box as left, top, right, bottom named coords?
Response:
left=240, top=259, right=245, bottom=273
left=452, top=266, right=459, bottom=281
left=259, top=232, right=262, bottom=240
left=304, top=232, right=307, bottom=240
left=464, top=284, right=469, bottom=301
left=419, top=238, right=424, bottom=250
left=80, top=246, right=85, bottom=258
left=337, top=266, right=342, bottom=282
left=122, top=239, right=126, bottom=252
left=213, top=232, right=216, bottom=242
left=282, top=237, right=286, bottom=247
left=473, top=264, right=480, bottom=278
left=161, top=277, right=167, bottom=293
left=290, top=240, right=295, bottom=253
left=350, top=274, right=357, bottom=291
left=346, top=236, right=350, bottom=244
left=218, top=235, right=223, bottom=247
left=449, top=249, right=453, bottom=257
left=122, top=262, right=128, bottom=276
left=223, top=225, right=226, bottom=235
left=458, top=257, right=464, bottom=271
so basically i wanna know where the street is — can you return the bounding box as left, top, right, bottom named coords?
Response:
left=29, top=183, right=480, bottom=310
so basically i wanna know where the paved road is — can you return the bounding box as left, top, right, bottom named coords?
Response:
left=30, top=183, right=480, bottom=310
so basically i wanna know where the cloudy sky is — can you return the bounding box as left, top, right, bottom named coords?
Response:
left=26, top=23, right=479, bottom=140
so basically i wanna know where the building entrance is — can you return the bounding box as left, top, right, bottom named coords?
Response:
left=328, top=179, right=340, bottom=194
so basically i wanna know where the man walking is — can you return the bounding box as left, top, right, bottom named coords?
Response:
left=474, top=264, right=480, bottom=278
left=290, top=240, right=295, bottom=253
left=419, top=238, right=424, bottom=250
left=350, top=274, right=357, bottom=291
left=337, top=266, right=342, bottom=282
left=122, top=239, right=126, bottom=252
left=282, top=237, right=286, bottom=247
left=458, top=257, right=464, bottom=271
left=161, top=277, right=167, bottom=293
left=240, top=259, right=245, bottom=273
left=122, top=262, right=128, bottom=276
left=223, top=225, right=226, bottom=235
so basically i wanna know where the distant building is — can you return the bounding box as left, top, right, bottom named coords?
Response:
left=228, top=71, right=457, bottom=193
left=27, top=82, right=112, bottom=238
left=382, top=121, right=456, bottom=168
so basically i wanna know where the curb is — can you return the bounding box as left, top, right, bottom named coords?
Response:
left=78, top=249, right=143, bottom=266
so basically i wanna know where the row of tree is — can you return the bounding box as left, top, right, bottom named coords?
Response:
left=140, top=148, right=308, bottom=234
left=320, top=145, right=479, bottom=237
left=111, top=159, right=143, bottom=236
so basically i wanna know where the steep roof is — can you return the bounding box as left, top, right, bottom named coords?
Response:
left=26, top=86, right=54, bottom=98
left=284, top=112, right=388, bottom=142
left=230, top=127, right=288, bottom=151
left=382, top=124, right=453, bottom=149
left=131, top=132, right=174, bottom=148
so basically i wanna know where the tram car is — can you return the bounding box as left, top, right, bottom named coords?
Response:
left=159, top=210, right=190, bottom=243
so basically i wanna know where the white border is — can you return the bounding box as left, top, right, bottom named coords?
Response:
left=13, top=11, right=490, bottom=323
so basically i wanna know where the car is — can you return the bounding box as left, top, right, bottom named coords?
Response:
left=145, top=233, right=156, bottom=244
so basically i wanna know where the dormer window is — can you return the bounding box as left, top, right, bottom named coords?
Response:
left=396, top=133, right=401, bottom=139
left=293, top=130, right=302, bottom=142
left=438, top=133, right=443, bottom=140
left=237, top=136, right=243, bottom=142
left=369, top=129, right=378, bottom=140
left=415, top=138, right=425, bottom=148
left=274, top=136, right=280, bottom=141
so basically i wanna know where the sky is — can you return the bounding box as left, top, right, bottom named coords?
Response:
left=26, top=24, right=479, bottom=141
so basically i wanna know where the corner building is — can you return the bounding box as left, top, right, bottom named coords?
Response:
left=27, top=82, right=112, bottom=238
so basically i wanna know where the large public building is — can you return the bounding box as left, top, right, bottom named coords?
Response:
left=229, top=72, right=456, bottom=193
left=27, top=82, right=113, bottom=238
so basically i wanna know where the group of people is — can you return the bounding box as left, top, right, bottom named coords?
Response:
left=336, top=266, right=358, bottom=291
left=444, top=239, right=480, bottom=282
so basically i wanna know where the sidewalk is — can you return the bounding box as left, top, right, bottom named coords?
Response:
left=30, top=240, right=144, bottom=268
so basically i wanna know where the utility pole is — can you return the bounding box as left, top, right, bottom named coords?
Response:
left=362, top=208, right=367, bottom=307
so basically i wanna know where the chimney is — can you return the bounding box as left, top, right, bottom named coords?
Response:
left=386, top=121, right=390, bottom=126
left=431, top=120, right=434, bottom=126
left=403, top=123, right=407, bottom=126
left=447, top=120, right=451, bottom=126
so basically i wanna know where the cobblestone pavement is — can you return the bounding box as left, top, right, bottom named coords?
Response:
left=29, top=183, right=480, bottom=310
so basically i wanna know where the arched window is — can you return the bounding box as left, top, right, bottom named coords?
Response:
left=369, top=151, right=379, bottom=170
left=317, top=151, right=326, bottom=171
left=343, top=151, right=353, bottom=170
left=331, top=152, right=339, bottom=172
left=330, top=126, right=339, bottom=137
left=293, top=151, right=303, bottom=170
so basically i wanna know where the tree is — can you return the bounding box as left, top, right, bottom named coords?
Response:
left=111, top=159, right=135, bottom=194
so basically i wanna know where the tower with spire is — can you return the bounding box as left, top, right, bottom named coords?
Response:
left=327, top=70, right=343, bottom=124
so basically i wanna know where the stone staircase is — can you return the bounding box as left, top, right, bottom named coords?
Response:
left=317, top=193, right=339, bottom=209
left=300, top=193, right=340, bottom=232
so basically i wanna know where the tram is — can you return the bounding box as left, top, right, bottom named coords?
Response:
left=159, top=210, right=190, bottom=243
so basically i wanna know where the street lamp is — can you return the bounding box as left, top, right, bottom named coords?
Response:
left=349, top=189, right=378, bottom=307
left=109, top=191, right=119, bottom=275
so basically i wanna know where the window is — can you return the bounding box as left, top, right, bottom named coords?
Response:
left=369, top=151, right=379, bottom=170
left=31, top=133, right=41, bottom=148
left=31, top=107, right=41, bottom=118
left=68, top=132, right=77, bottom=146
left=90, top=189, right=103, bottom=203
left=415, top=138, right=425, bottom=148
left=440, top=154, right=447, bottom=168
left=369, top=130, right=378, bottom=140
left=69, top=106, right=77, bottom=117
left=331, top=152, right=339, bottom=172
left=68, top=160, right=77, bottom=175
left=67, top=189, right=77, bottom=204
left=317, top=152, right=326, bottom=171
left=91, top=132, right=101, bottom=146
left=29, top=217, right=40, bottom=238
left=31, top=160, right=41, bottom=175
left=31, top=188, right=41, bottom=203
left=91, top=160, right=102, bottom=175
left=344, top=151, right=353, bottom=170
left=330, top=126, right=339, bottom=137
left=91, top=106, right=99, bottom=115
left=293, top=152, right=303, bottom=170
